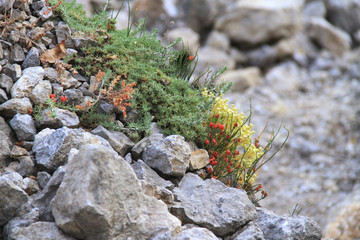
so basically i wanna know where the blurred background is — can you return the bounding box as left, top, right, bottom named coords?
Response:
left=73, top=0, right=360, bottom=239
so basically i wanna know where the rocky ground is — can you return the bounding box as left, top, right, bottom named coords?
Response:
left=0, top=0, right=359, bottom=239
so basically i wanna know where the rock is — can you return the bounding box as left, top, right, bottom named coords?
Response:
left=2, top=63, right=22, bottom=81
left=23, top=177, right=41, bottom=195
left=303, top=0, right=326, bottom=18
left=0, top=116, right=14, bottom=165
left=324, top=201, right=360, bottom=240
left=36, top=108, right=80, bottom=130
left=0, top=73, right=14, bottom=94
left=9, top=113, right=36, bottom=141
left=7, top=221, right=76, bottom=240
left=215, top=0, right=303, bottom=45
left=0, top=88, right=8, bottom=104
left=32, top=127, right=104, bottom=171
left=197, top=46, right=236, bottom=73
left=131, top=133, right=164, bottom=160
left=0, top=172, right=28, bottom=225
left=218, top=67, right=261, bottom=92
left=256, top=207, right=322, bottom=240
left=10, top=145, right=29, bottom=160
left=0, top=0, right=15, bottom=10
left=189, top=149, right=209, bottom=170
left=0, top=97, right=32, bottom=119
left=36, top=171, right=51, bottom=189
left=62, top=88, right=84, bottom=105
left=228, top=221, right=265, bottom=240
left=131, top=159, right=174, bottom=190
left=174, top=224, right=219, bottom=240
left=10, top=44, right=25, bottom=63
left=166, top=27, right=200, bottom=55
left=11, top=66, right=44, bottom=98
left=22, top=47, right=40, bottom=69
left=325, top=0, right=360, bottom=35
left=58, top=70, right=80, bottom=89
left=26, top=27, right=46, bottom=42
left=265, top=61, right=307, bottom=94
left=91, top=125, right=135, bottom=156
left=206, top=30, right=231, bottom=52
left=305, top=17, right=352, bottom=56
left=171, top=173, right=257, bottom=237
left=31, top=166, right=65, bottom=221
left=16, top=156, right=36, bottom=177
left=176, top=0, right=226, bottom=34
left=143, top=135, right=191, bottom=177
left=55, top=21, right=73, bottom=47
left=30, top=80, right=52, bottom=104
left=51, top=144, right=181, bottom=240
left=39, top=6, right=53, bottom=20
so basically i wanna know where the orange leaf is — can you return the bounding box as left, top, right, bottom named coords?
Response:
left=40, top=39, right=67, bottom=64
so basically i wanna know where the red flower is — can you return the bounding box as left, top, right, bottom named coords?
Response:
left=212, top=139, right=216, bottom=144
left=209, top=122, right=214, bottom=128
left=230, top=161, right=233, bottom=165
left=205, top=139, right=209, bottom=145
left=50, top=94, right=55, bottom=100
left=214, top=114, right=219, bottom=118
left=227, top=168, right=232, bottom=173
left=207, top=167, right=213, bottom=174
left=217, top=123, right=225, bottom=131
left=187, top=55, right=194, bottom=61
left=234, top=123, right=239, bottom=127
left=27, top=108, right=33, bottom=115
left=60, top=96, right=67, bottom=103
left=226, top=150, right=231, bottom=155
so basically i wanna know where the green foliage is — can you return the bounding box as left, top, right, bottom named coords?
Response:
left=48, top=0, right=214, bottom=142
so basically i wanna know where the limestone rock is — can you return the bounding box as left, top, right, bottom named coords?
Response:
left=51, top=144, right=181, bottom=240
left=206, top=30, right=231, bottom=52
left=0, top=73, right=14, bottom=94
left=32, top=127, right=104, bottom=171
left=256, top=207, right=322, bottom=240
left=0, top=117, right=14, bottom=164
left=229, top=221, right=265, bottom=240
left=0, top=88, right=8, bottom=104
left=171, top=173, right=257, bottom=237
left=30, top=80, right=52, bottom=105
left=91, top=125, right=135, bottom=156
left=218, top=67, right=261, bottom=92
left=166, top=27, right=200, bottom=55
left=197, top=46, right=236, bottom=73
left=0, top=172, right=28, bottom=225
left=131, top=133, right=164, bottom=160
left=22, top=47, right=40, bottom=69
left=0, top=97, right=32, bottom=119
left=305, top=17, right=352, bottom=56
left=9, top=113, right=37, bottom=141
left=11, top=66, right=44, bottom=98
left=143, top=135, right=191, bottom=177
left=325, top=0, right=360, bottom=35
left=215, top=0, right=303, bottom=45
left=174, top=224, right=219, bottom=240
left=31, top=167, right=65, bottom=221
left=189, top=149, right=209, bottom=170
left=36, top=108, right=80, bottom=130
left=7, top=222, right=76, bottom=240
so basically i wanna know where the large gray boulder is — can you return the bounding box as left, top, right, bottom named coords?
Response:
left=215, top=0, right=304, bottom=45
left=32, top=127, right=109, bottom=171
left=256, top=207, right=322, bottom=240
left=143, top=135, right=191, bottom=177
left=174, top=224, right=219, bottom=240
left=51, top=144, right=181, bottom=240
left=171, top=173, right=257, bottom=237
left=0, top=172, right=28, bottom=226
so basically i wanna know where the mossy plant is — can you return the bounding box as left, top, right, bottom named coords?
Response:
left=48, top=0, right=225, bottom=143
